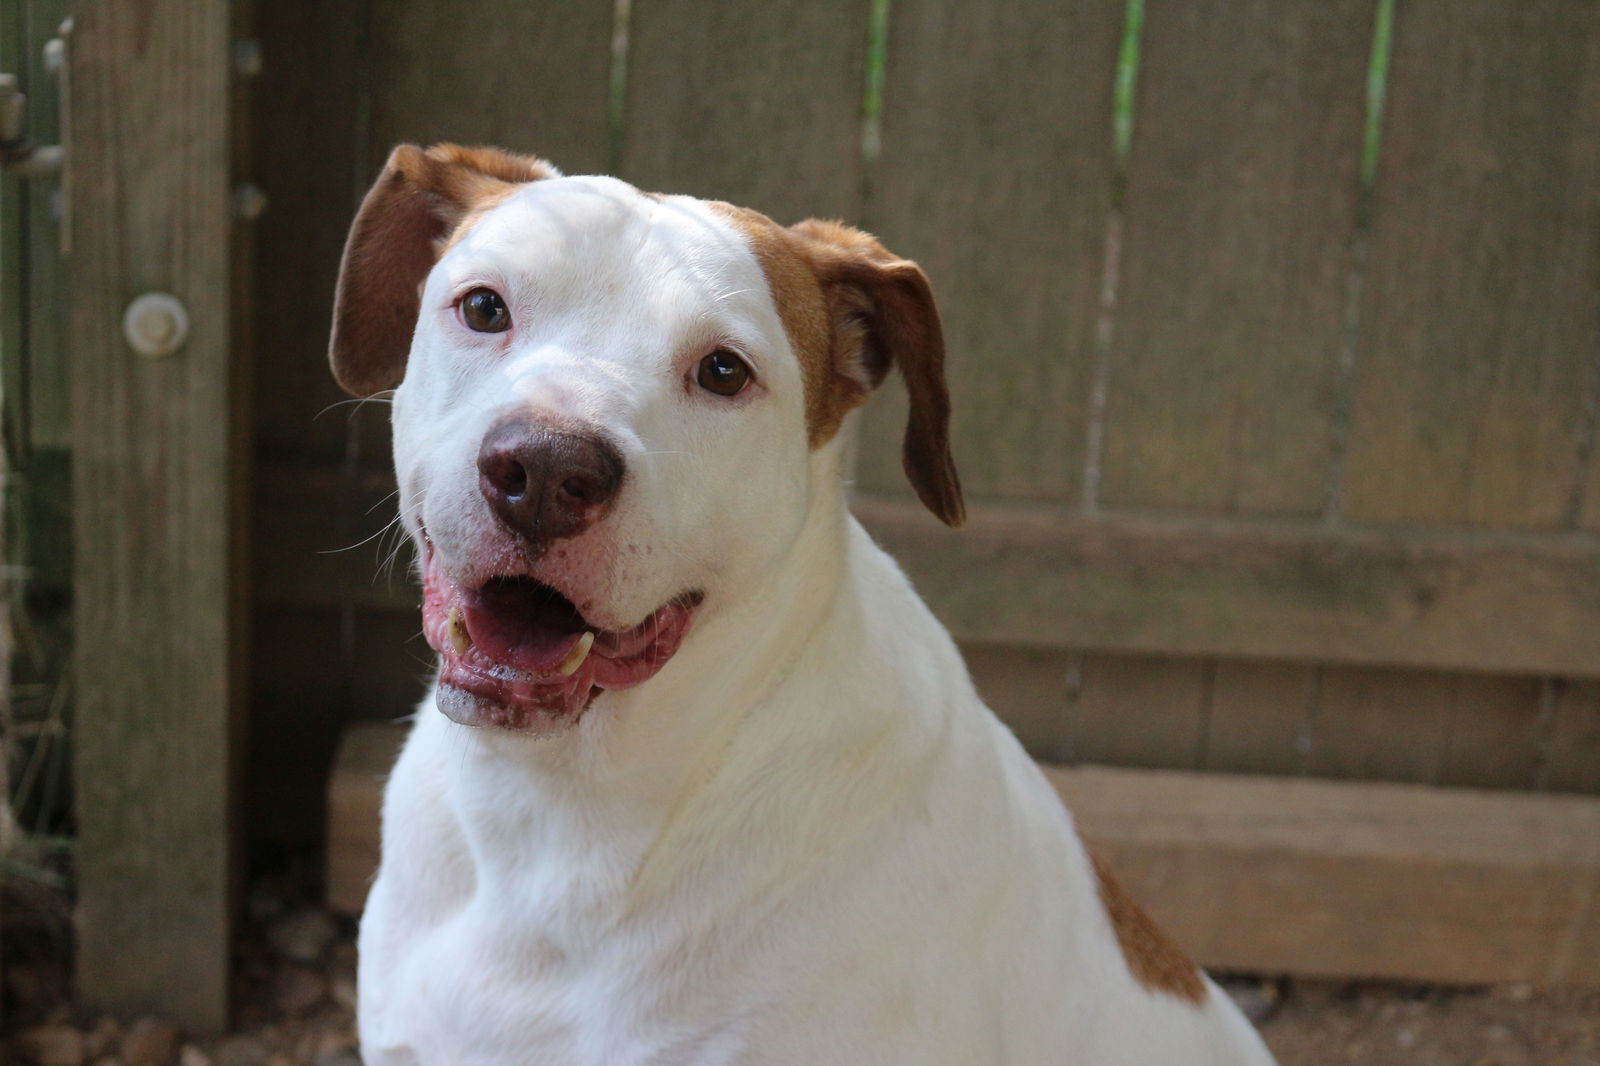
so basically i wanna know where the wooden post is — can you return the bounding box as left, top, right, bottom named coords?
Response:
left=69, top=1, right=239, bottom=1028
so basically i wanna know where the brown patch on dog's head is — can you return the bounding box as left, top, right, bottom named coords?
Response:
left=1089, top=851, right=1207, bottom=1005
left=715, top=205, right=965, bottom=528
left=329, top=143, right=557, bottom=397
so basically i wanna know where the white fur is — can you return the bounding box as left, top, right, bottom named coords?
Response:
left=358, top=176, right=1277, bottom=1065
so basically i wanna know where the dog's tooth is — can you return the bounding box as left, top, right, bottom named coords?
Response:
left=447, top=607, right=471, bottom=655
left=557, top=631, right=595, bottom=676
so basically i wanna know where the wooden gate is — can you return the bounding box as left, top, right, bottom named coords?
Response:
left=251, top=0, right=1600, bottom=988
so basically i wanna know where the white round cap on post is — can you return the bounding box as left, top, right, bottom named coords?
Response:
left=122, top=292, right=190, bottom=358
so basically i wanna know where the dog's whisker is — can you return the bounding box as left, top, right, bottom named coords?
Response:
left=313, top=392, right=395, bottom=422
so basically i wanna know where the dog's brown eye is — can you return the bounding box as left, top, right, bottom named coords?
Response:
left=460, top=287, right=511, bottom=333
left=696, top=349, right=751, bottom=397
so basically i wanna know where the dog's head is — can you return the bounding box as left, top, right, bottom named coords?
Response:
left=329, top=144, right=963, bottom=732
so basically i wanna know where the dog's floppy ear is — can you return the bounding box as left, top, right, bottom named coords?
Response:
left=329, top=143, right=557, bottom=396
left=788, top=219, right=965, bottom=528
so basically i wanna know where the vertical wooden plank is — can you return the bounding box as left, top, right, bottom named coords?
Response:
left=1309, top=667, right=1545, bottom=793
left=1100, top=0, right=1373, bottom=514
left=621, top=0, right=869, bottom=222
left=1436, top=676, right=1545, bottom=790
left=862, top=0, right=1122, bottom=501
left=70, top=0, right=238, bottom=1027
left=1204, top=661, right=1312, bottom=775
left=960, top=643, right=1071, bottom=762
left=1582, top=446, right=1600, bottom=531
left=248, top=605, right=347, bottom=855
left=1305, top=668, right=1492, bottom=785
left=1069, top=653, right=1208, bottom=769
left=1547, top=681, right=1600, bottom=794
left=369, top=0, right=614, bottom=178
left=1341, top=0, right=1600, bottom=527
left=251, top=0, right=369, bottom=461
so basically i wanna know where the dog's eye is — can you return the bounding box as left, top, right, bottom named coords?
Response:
left=459, top=288, right=511, bottom=333
left=696, top=349, right=751, bottom=397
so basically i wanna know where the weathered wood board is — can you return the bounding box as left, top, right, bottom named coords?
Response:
left=251, top=0, right=372, bottom=461
left=855, top=496, right=1600, bottom=680
left=327, top=723, right=1600, bottom=984
left=1102, top=0, right=1373, bottom=515
left=1341, top=0, right=1600, bottom=528
left=862, top=0, right=1123, bottom=502
left=70, top=0, right=238, bottom=1028
left=621, top=0, right=870, bottom=223
left=1058, top=765, right=1600, bottom=985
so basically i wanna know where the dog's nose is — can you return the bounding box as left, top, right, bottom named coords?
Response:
left=477, top=420, right=624, bottom=545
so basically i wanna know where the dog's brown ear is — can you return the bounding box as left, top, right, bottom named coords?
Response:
left=788, top=219, right=965, bottom=528
left=329, top=143, right=556, bottom=396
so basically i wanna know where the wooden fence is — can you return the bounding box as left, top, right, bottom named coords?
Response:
left=237, top=0, right=1600, bottom=991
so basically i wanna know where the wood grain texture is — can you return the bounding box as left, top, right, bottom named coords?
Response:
left=1069, top=654, right=1208, bottom=769
left=327, top=724, right=1600, bottom=983
left=854, top=494, right=1600, bottom=680
left=960, top=642, right=1072, bottom=762
left=253, top=462, right=414, bottom=610
left=1204, top=661, right=1313, bottom=776
left=368, top=0, right=614, bottom=175
left=251, top=0, right=372, bottom=462
left=1101, top=0, right=1372, bottom=514
left=1307, top=668, right=1542, bottom=787
left=69, top=0, right=238, bottom=1027
left=860, top=0, right=1122, bottom=501
left=1547, top=681, right=1600, bottom=794
left=1583, top=441, right=1600, bottom=531
left=1435, top=676, right=1546, bottom=789
left=621, top=0, right=869, bottom=223
left=1054, top=765, right=1600, bottom=985
left=1342, top=0, right=1600, bottom=527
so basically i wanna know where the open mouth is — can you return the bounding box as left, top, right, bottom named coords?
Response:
left=420, top=540, right=701, bottom=731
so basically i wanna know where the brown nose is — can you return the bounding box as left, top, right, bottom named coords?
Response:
left=477, top=419, right=624, bottom=546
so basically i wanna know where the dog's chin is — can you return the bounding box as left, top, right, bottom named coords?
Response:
left=420, top=539, right=702, bottom=734
left=434, top=681, right=591, bottom=736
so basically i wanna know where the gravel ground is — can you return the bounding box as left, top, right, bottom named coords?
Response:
left=5, top=875, right=1598, bottom=1065
left=1258, top=979, right=1600, bottom=1066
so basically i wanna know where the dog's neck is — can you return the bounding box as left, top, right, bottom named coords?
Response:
left=440, top=440, right=882, bottom=913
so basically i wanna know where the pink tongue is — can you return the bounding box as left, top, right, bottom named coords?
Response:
left=460, top=585, right=586, bottom=676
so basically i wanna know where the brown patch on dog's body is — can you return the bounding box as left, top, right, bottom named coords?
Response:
left=1090, top=851, right=1207, bottom=1005
left=713, top=204, right=965, bottom=527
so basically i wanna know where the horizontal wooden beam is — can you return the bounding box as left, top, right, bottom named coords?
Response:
left=855, top=494, right=1600, bottom=678
left=1053, top=765, right=1600, bottom=986
left=327, top=723, right=1600, bottom=985
left=257, top=465, right=1600, bottom=677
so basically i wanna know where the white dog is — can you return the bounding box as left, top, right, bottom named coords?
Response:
left=329, top=143, right=1277, bottom=1066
